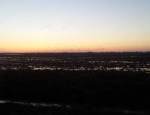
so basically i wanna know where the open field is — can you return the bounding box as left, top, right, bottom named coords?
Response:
left=0, top=52, right=150, bottom=72
left=0, top=53, right=150, bottom=114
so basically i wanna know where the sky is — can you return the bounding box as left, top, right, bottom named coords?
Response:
left=0, top=0, right=150, bottom=52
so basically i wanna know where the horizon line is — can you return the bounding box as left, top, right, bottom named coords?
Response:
left=0, top=51, right=150, bottom=54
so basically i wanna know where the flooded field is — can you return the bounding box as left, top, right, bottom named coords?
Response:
left=0, top=52, right=150, bottom=72
left=0, top=53, right=150, bottom=114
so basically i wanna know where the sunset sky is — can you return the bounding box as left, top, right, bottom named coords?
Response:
left=0, top=0, right=150, bottom=52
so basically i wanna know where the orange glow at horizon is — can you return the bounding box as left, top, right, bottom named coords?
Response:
left=1, top=44, right=150, bottom=53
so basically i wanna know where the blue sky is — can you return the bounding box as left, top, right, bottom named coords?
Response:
left=0, top=0, right=150, bottom=52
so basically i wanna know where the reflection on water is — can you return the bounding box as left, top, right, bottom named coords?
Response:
left=0, top=100, right=70, bottom=108
left=0, top=53, right=150, bottom=73
left=0, top=100, right=145, bottom=114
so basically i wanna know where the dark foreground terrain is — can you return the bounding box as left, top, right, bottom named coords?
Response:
left=0, top=70, right=150, bottom=114
left=1, top=102, right=150, bottom=115
left=0, top=52, right=150, bottom=114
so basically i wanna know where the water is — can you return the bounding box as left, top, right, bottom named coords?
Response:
left=0, top=100, right=70, bottom=108
left=0, top=100, right=146, bottom=114
left=0, top=53, right=150, bottom=73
